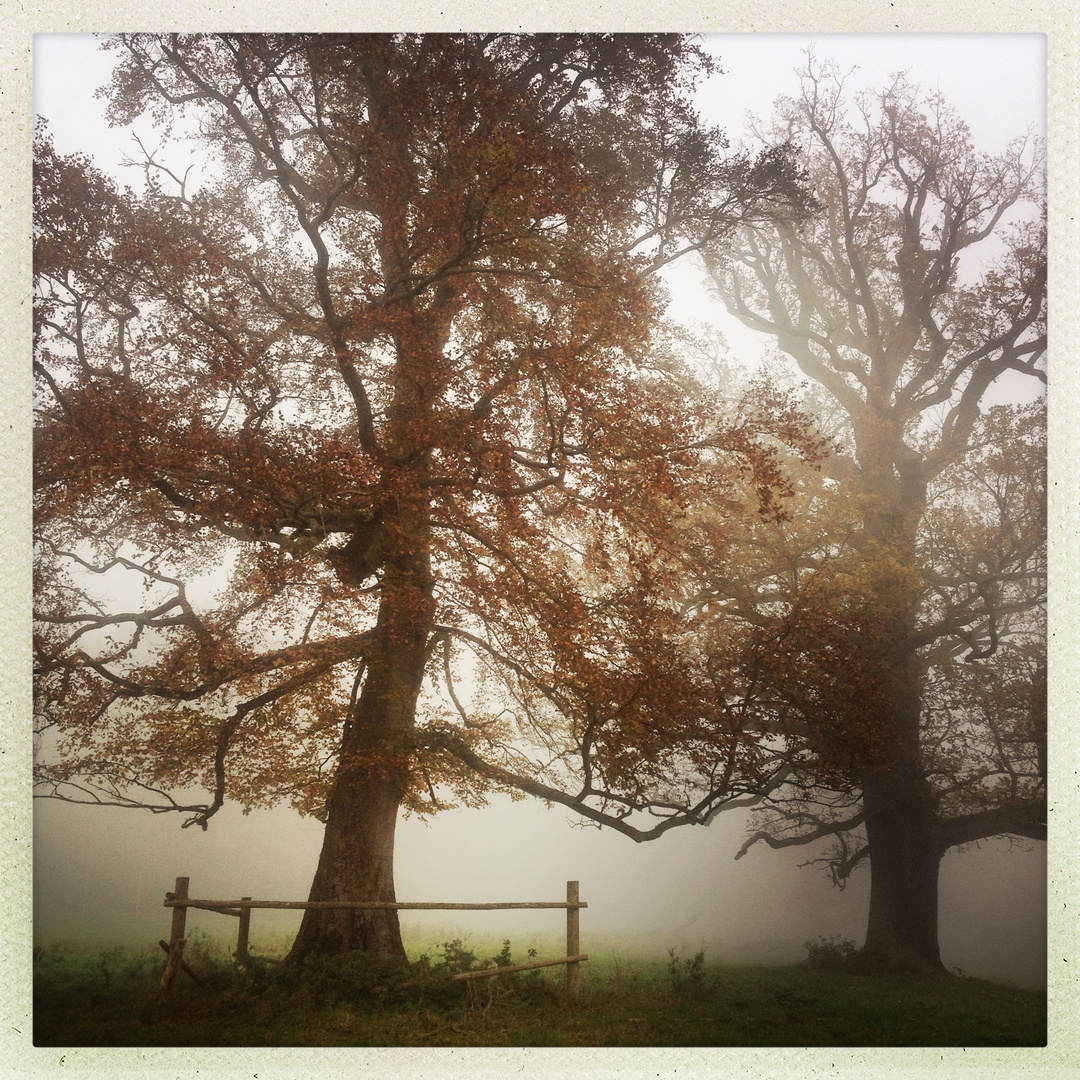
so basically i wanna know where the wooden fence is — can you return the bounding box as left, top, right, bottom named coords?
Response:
left=159, top=876, right=587, bottom=997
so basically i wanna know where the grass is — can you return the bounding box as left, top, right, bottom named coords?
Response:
left=32, top=932, right=1046, bottom=1048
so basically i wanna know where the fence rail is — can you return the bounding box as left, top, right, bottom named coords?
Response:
left=167, top=899, right=584, bottom=911
left=451, top=954, right=588, bottom=981
left=158, top=876, right=587, bottom=998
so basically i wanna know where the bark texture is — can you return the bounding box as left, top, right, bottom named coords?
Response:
left=288, top=516, right=433, bottom=961
left=854, top=438, right=947, bottom=972
left=861, top=768, right=946, bottom=973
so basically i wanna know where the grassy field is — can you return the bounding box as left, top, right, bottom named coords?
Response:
left=32, top=932, right=1046, bottom=1048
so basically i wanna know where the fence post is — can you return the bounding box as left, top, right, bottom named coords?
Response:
left=566, top=880, right=580, bottom=996
left=158, top=876, right=189, bottom=997
left=236, top=897, right=252, bottom=962
left=167, top=876, right=189, bottom=949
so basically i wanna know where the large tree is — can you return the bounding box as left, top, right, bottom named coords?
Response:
left=32, top=34, right=816, bottom=960
left=698, top=61, right=1046, bottom=972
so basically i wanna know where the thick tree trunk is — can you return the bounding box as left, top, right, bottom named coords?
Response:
left=287, top=285, right=447, bottom=962
left=284, top=635, right=422, bottom=961
left=287, top=510, right=434, bottom=962
left=856, top=638, right=948, bottom=975
left=286, top=742, right=409, bottom=960
left=861, top=765, right=947, bottom=974
left=853, top=426, right=948, bottom=974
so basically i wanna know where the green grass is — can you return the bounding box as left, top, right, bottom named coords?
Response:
left=32, top=933, right=1046, bottom=1048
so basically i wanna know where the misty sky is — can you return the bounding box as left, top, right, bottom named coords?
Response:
left=31, top=33, right=1048, bottom=987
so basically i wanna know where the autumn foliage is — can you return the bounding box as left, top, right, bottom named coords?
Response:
left=699, top=60, right=1046, bottom=971
left=33, top=34, right=820, bottom=958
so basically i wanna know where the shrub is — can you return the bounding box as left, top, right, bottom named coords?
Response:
left=262, top=948, right=417, bottom=1007
left=420, top=938, right=555, bottom=1011
left=667, top=947, right=708, bottom=993
left=803, top=935, right=861, bottom=972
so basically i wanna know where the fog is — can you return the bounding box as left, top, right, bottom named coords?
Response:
left=29, top=32, right=1050, bottom=991
left=34, top=793, right=1047, bottom=985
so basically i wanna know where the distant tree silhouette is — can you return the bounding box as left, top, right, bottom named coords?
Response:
left=699, top=59, right=1046, bottom=972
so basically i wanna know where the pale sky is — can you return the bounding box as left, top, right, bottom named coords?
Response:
left=34, top=34, right=1046, bottom=163
left=31, top=33, right=1048, bottom=987
left=701, top=33, right=1045, bottom=150
left=33, top=33, right=1048, bottom=376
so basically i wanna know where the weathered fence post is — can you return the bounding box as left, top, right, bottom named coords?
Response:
left=566, top=880, right=580, bottom=996
left=236, top=897, right=252, bottom=962
left=167, top=876, right=189, bottom=947
left=158, top=876, right=189, bottom=997
left=157, top=937, right=187, bottom=997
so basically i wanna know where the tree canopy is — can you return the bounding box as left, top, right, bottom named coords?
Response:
left=32, top=33, right=818, bottom=958
left=697, top=59, right=1046, bottom=970
left=33, top=39, right=1043, bottom=973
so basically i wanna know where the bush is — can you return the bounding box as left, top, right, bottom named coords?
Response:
left=803, top=935, right=861, bottom=972
left=261, top=949, right=417, bottom=1007
left=667, top=947, right=708, bottom=993
left=251, top=936, right=556, bottom=1014
left=417, top=938, right=555, bottom=1011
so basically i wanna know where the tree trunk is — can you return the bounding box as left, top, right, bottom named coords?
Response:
left=287, top=284, right=445, bottom=961
left=861, top=764, right=947, bottom=974
left=857, top=632, right=947, bottom=975
left=853, top=428, right=948, bottom=974
left=287, top=514, right=433, bottom=962
left=285, top=735, right=410, bottom=961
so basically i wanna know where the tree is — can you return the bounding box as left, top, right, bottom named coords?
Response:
left=32, top=33, right=817, bottom=960
left=699, top=60, right=1046, bottom=972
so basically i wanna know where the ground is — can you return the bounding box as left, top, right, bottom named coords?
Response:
left=32, top=933, right=1046, bottom=1047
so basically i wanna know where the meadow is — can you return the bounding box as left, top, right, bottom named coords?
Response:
left=32, top=931, right=1046, bottom=1047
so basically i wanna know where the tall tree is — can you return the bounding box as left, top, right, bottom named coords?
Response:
left=33, top=34, right=816, bottom=960
left=699, top=60, right=1046, bottom=972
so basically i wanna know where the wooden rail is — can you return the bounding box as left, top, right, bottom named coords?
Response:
left=167, top=899, right=583, bottom=911
left=158, top=877, right=587, bottom=997
left=451, top=954, right=588, bottom=981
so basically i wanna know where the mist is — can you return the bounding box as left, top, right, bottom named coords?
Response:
left=34, top=794, right=1047, bottom=986
left=28, top=29, right=1050, bottom=1017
